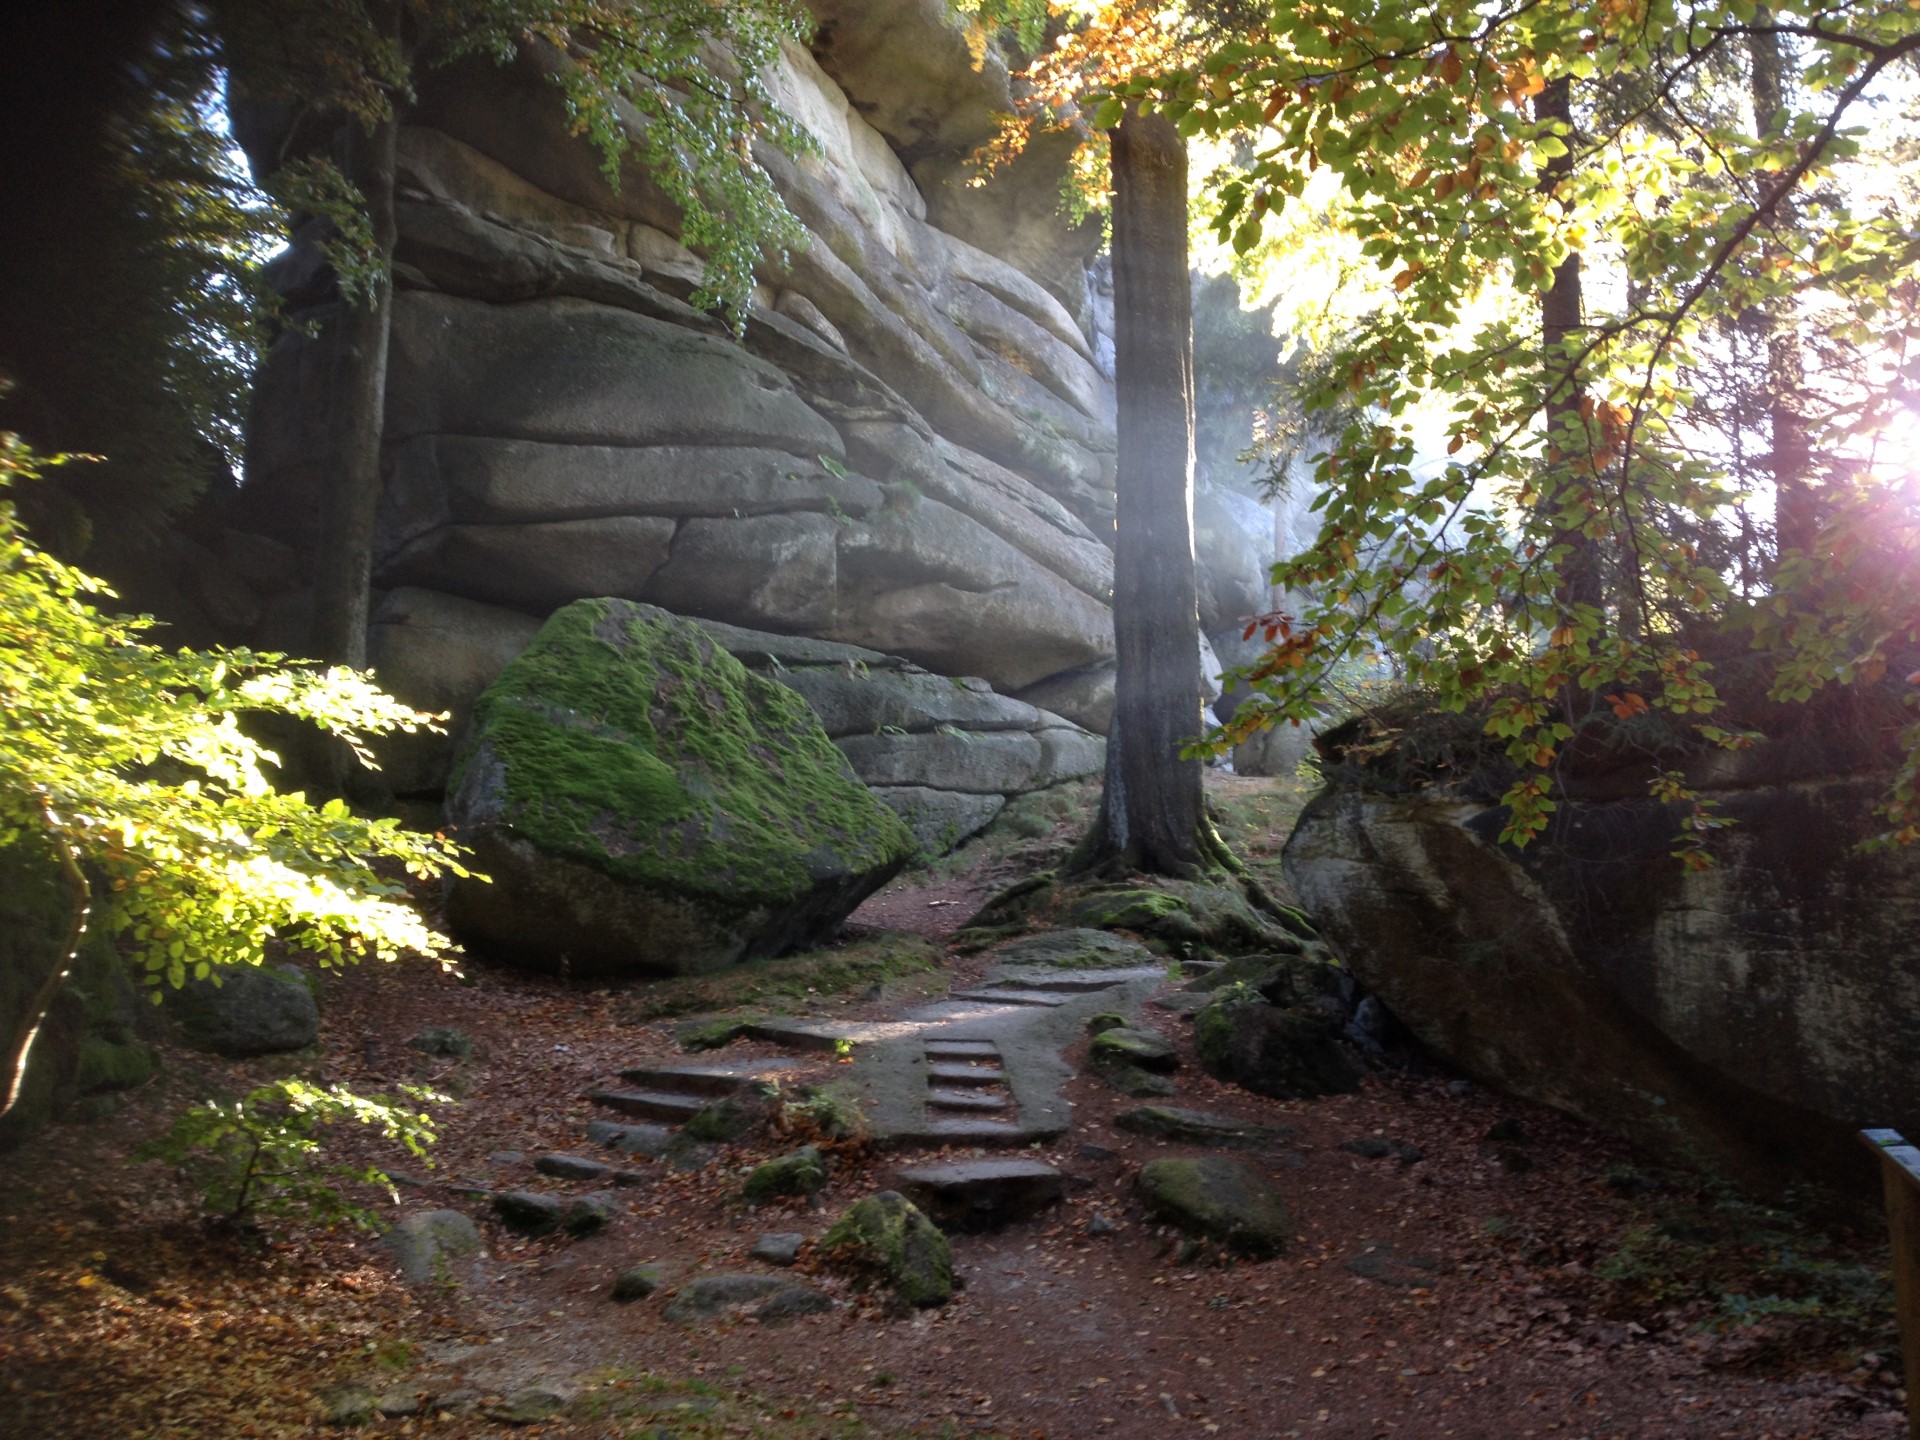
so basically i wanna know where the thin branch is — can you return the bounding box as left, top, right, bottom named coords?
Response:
left=0, top=796, right=93, bottom=1122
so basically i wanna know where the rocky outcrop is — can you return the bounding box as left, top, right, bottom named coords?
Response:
left=691, top=619, right=1102, bottom=854
left=1284, top=778, right=1920, bottom=1197
left=237, top=6, right=1284, bottom=760
left=367, top=587, right=1100, bottom=853
left=444, top=599, right=915, bottom=976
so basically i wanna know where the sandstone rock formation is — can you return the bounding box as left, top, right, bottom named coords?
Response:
left=444, top=599, right=915, bottom=976
left=233, top=2, right=1282, bottom=773
left=1284, top=775, right=1920, bottom=1197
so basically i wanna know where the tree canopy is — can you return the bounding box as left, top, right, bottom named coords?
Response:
left=1014, top=0, right=1920, bottom=857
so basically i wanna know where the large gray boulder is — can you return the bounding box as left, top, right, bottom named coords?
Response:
left=1284, top=777, right=1920, bottom=1196
left=170, top=964, right=318, bottom=1057
left=445, top=599, right=915, bottom=976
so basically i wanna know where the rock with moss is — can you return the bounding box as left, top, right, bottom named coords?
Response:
left=1135, top=1157, right=1292, bottom=1259
left=1088, top=1026, right=1178, bottom=1072
left=0, top=837, right=156, bottom=1148
left=675, top=1014, right=761, bottom=1053
left=444, top=599, right=916, bottom=977
left=820, top=1191, right=953, bottom=1309
left=169, top=963, right=319, bottom=1056
left=741, top=1145, right=828, bottom=1206
left=1090, top=1056, right=1176, bottom=1098
left=681, top=1083, right=783, bottom=1144
left=1193, top=999, right=1363, bottom=1101
left=383, top=1209, right=484, bottom=1286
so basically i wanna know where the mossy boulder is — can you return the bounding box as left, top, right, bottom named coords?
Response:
left=444, top=599, right=916, bottom=977
left=1135, top=1157, right=1293, bottom=1259
left=0, top=837, right=155, bottom=1148
left=741, top=1145, right=829, bottom=1206
left=1193, top=999, right=1364, bottom=1101
left=820, top=1191, right=952, bottom=1309
left=1088, top=1026, right=1179, bottom=1073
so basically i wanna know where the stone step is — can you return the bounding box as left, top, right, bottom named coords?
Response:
left=926, top=1088, right=1010, bottom=1112
left=989, top=966, right=1167, bottom=992
left=744, top=1018, right=926, bottom=1052
left=949, top=988, right=1073, bottom=1008
left=587, top=1089, right=707, bottom=1122
left=926, top=1062, right=1006, bottom=1088
left=887, top=1121, right=1059, bottom=1159
left=898, top=999, right=1029, bottom=1023
left=617, top=1059, right=803, bottom=1095
left=895, top=1158, right=1066, bottom=1233
left=924, top=1039, right=1000, bottom=1059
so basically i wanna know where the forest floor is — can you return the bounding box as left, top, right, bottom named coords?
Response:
left=0, top=775, right=1907, bottom=1440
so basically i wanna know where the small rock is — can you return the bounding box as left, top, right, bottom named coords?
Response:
left=1192, top=999, right=1362, bottom=1100
left=1134, top=1157, right=1292, bottom=1260
left=410, top=1025, right=473, bottom=1058
left=318, top=1382, right=379, bottom=1427
left=1346, top=1244, right=1442, bottom=1288
left=741, top=1146, right=828, bottom=1206
left=434, top=1388, right=482, bottom=1415
left=752, top=1283, right=835, bottom=1319
left=1394, top=1143, right=1426, bottom=1166
left=1447, top=1079, right=1474, bottom=1098
left=611, top=1263, right=666, bottom=1302
left=382, top=1209, right=484, bottom=1286
left=1339, top=1137, right=1394, bottom=1160
left=492, top=1190, right=564, bottom=1237
left=1090, top=1058, right=1176, bottom=1098
left=586, top=1120, right=674, bottom=1157
left=820, top=1191, right=952, bottom=1308
left=1087, top=1212, right=1120, bottom=1236
left=172, top=963, right=319, bottom=1057
left=1078, top=1142, right=1118, bottom=1161
left=564, top=1192, right=619, bottom=1236
left=535, top=1152, right=611, bottom=1181
left=662, top=1273, right=832, bottom=1322
left=1492, top=1145, right=1534, bottom=1174
left=682, top=1084, right=781, bottom=1144
left=1484, top=1118, right=1531, bottom=1145
left=1085, top=1011, right=1128, bottom=1035
left=484, top=1386, right=567, bottom=1425
left=1088, top=1026, right=1179, bottom=1072
left=675, top=1014, right=758, bottom=1052
left=488, top=1150, right=526, bottom=1168
left=376, top=1388, right=424, bottom=1418
left=751, top=1232, right=805, bottom=1266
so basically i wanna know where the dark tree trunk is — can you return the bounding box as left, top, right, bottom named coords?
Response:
left=1070, top=106, right=1230, bottom=880
left=308, top=110, right=399, bottom=669
left=1749, top=13, right=1816, bottom=560
left=1536, top=77, right=1602, bottom=620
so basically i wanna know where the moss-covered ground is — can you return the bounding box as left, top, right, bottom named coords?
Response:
left=621, top=933, right=943, bottom=1022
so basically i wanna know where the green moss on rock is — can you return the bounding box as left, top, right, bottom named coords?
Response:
left=1194, top=999, right=1364, bottom=1100
left=741, top=1145, right=828, bottom=1206
left=445, top=600, right=916, bottom=977
left=1135, top=1157, right=1293, bottom=1259
left=821, top=1191, right=952, bottom=1308
left=0, top=837, right=151, bottom=1147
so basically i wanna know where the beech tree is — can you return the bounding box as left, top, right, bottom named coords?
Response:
left=1129, top=0, right=1920, bottom=854
left=997, top=1, right=1249, bottom=879
left=0, top=436, right=470, bottom=1120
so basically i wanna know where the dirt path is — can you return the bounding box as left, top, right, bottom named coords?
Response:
left=0, top=789, right=1906, bottom=1440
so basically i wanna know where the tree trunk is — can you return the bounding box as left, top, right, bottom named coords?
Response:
left=309, top=110, right=398, bottom=670
left=1536, top=76, right=1602, bottom=620
left=1749, top=11, right=1816, bottom=559
left=1070, top=106, right=1229, bottom=879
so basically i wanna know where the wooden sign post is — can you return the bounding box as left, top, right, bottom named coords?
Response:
left=1863, top=1128, right=1920, bottom=1440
